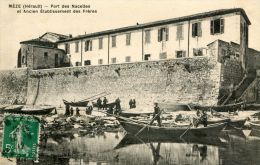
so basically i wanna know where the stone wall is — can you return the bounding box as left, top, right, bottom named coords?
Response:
left=0, top=68, right=28, bottom=104
left=25, top=58, right=221, bottom=109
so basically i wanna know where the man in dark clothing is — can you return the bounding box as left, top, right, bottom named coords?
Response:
left=195, top=110, right=208, bottom=127
left=86, top=106, right=93, bottom=115
left=103, top=97, right=108, bottom=110
left=97, top=98, right=102, bottom=110
left=132, top=99, right=136, bottom=108
left=129, top=99, right=133, bottom=109
left=151, top=103, right=162, bottom=127
left=76, top=107, right=80, bottom=116
left=70, top=107, right=74, bottom=116
left=115, top=98, right=121, bottom=115
left=65, top=104, right=70, bottom=116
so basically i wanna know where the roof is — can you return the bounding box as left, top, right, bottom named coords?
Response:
left=57, top=8, right=251, bottom=43
left=20, top=32, right=69, bottom=44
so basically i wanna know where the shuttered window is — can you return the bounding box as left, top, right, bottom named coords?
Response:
left=210, top=18, right=224, bottom=35
left=99, top=38, right=103, bottom=49
left=176, top=51, right=186, bottom=58
left=112, top=36, right=116, bottom=47
left=85, top=40, right=92, bottom=51
left=75, top=42, right=79, bottom=53
left=158, top=27, right=169, bottom=42
left=126, top=33, right=131, bottom=45
left=176, top=25, right=184, bottom=40
left=192, top=22, right=202, bottom=37
left=145, top=30, right=151, bottom=43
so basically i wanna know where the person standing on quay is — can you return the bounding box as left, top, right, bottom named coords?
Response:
left=103, top=97, right=108, bottom=110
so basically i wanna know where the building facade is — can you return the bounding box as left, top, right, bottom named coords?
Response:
left=56, top=8, right=250, bottom=70
left=18, top=32, right=70, bottom=69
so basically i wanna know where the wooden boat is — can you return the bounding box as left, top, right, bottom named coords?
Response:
left=114, top=133, right=226, bottom=150
left=208, top=118, right=247, bottom=130
left=1, top=105, right=24, bottom=113
left=1, top=105, right=55, bottom=115
left=249, top=121, right=260, bottom=137
left=120, top=121, right=227, bottom=138
left=158, top=103, right=192, bottom=111
left=120, top=111, right=153, bottom=118
left=63, top=99, right=89, bottom=107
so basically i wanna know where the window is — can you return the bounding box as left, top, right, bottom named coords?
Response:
left=222, top=49, right=227, bottom=57
left=98, top=38, right=103, bottom=49
left=158, top=27, right=169, bottom=42
left=98, top=59, right=103, bottom=65
left=112, top=36, right=116, bottom=47
left=85, top=40, right=92, bottom=52
left=159, top=52, right=167, bottom=59
left=126, top=33, right=131, bottom=45
left=144, top=54, right=151, bottom=61
left=125, top=56, right=131, bottom=62
left=111, top=57, right=116, bottom=64
left=44, top=52, right=48, bottom=60
left=22, top=56, right=26, bottom=64
left=84, top=60, right=91, bottom=66
left=193, top=48, right=203, bottom=56
left=210, top=18, right=224, bottom=35
left=176, top=25, right=183, bottom=40
left=192, top=22, right=202, bottom=37
left=145, top=30, right=151, bottom=43
left=176, top=51, right=186, bottom=58
left=65, top=43, right=70, bottom=54
left=75, top=42, right=79, bottom=53
left=75, top=62, right=81, bottom=66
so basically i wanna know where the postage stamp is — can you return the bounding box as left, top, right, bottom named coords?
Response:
left=1, top=114, right=40, bottom=160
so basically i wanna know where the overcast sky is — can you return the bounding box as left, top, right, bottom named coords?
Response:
left=0, top=0, right=259, bottom=70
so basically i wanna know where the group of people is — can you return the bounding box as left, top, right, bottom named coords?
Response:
left=129, top=99, right=136, bottom=109
left=96, top=97, right=108, bottom=110
left=65, top=104, right=93, bottom=116
left=150, top=103, right=209, bottom=128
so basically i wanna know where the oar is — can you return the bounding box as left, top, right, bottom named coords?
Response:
left=135, top=109, right=164, bottom=137
left=179, top=117, right=201, bottom=139
left=79, top=92, right=109, bottom=102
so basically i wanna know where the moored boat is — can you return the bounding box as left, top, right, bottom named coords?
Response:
left=114, top=133, right=227, bottom=150
left=1, top=105, right=55, bottom=115
left=249, top=121, right=260, bottom=137
left=120, top=121, right=227, bottom=138
left=158, top=103, right=192, bottom=112
left=208, top=118, right=247, bottom=130
left=120, top=111, right=153, bottom=118
left=63, top=99, right=89, bottom=107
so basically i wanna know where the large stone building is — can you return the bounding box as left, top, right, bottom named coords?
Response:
left=18, top=32, right=70, bottom=69
left=56, top=8, right=250, bottom=70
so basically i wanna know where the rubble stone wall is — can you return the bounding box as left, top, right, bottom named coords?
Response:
left=26, top=58, right=221, bottom=109
left=0, top=68, right=28, bottom=104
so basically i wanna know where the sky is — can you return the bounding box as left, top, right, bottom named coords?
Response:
left=0, top=0, right=260, bottom=70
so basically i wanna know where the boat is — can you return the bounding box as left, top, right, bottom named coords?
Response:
left=114, top=133, right=227, bottom=150
left=249, top=121, right=260, bottom=137
left=120, top=121, right=227, bottom=138
left=0, top=105, right=24, bottom=113
left=63, top=99, right=89, bottom=107
left=158, top=103, right=192, bottom=112
left=1, top=105, right=55, bottom=115
left=120, top=111, right=153, bottom=118
left=208, top=118, right=247, bottom=130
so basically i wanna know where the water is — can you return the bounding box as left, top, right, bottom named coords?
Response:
left=1, top=130, right=260, bottom=165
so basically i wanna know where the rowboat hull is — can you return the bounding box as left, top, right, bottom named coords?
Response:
left=249, top=121, right=260, bottom=137
left=120, top=121, right=227, bottom=138
left=208, top=118, right=246, bottom=130
left=158, top=103, right=192, bottom=112
left=120, top=111, right=153, bottom=118
left=1, top=105, right=55, bottom=115
left=114, top=133, right=226, bottom=150
left=63, top=99, right=89, bottom=107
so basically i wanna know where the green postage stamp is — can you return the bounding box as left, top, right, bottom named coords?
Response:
left=1, top=114, right=40, bottom=160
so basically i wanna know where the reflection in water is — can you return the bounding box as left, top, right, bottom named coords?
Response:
left=0, top=131, right=260, bottom=165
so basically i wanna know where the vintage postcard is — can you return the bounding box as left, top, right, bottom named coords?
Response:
left=0, top=0, right=260, bottom=164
